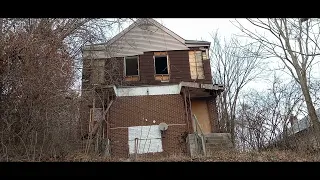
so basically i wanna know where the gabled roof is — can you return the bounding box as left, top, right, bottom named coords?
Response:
left=87, top=19, right=186, bottom=48
left=83, top=19, right=188, bottom=51
left=82, top=19, right=210, bottom=58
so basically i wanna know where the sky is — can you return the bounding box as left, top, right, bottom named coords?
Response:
left=83, top=18, right=320, bottom=104
left=75, top=18, right=320, bottom=119
left=78, top=18, right=288, bottom=92
left=156, top=18, right=241, bottom=42
left=156, top=18, right=271, bottom=91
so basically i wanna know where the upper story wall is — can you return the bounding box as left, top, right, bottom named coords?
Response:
left=81, top=19, right=213, bottom=89
left=81, top=48, right=213, bottom=90
left=82, top=19, right=189, bottom=58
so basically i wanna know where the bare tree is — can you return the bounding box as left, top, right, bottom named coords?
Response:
left=233, top=18, right=320, bottom=134
left=0, top=18, right=126, bottom=161
left=236, top=75, right=303, bottom=151
left=210, top=31, right=264, bottom=145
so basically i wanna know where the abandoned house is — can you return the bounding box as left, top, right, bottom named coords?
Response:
left=79, top=18, right=231, bottom=158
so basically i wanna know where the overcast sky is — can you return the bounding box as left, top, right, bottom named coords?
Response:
left=99, top=18, right=320, bottom=98
left=155, top=18, right=240, bottom=42
left=155, top=18, right=271, bottom=91
left=76, top=18, right=320, bottom=117
left=94, top=18, right=279, bottom=92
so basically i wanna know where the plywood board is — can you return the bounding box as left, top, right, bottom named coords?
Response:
left=124, top=76, right=140, bottom=81
left=155, top=75, right=170, bottom=81
left=191, top=100, right=212, bottom=134
left=128, top=125, right=163, bottom=154
left=154, top=52, right=168, bottom=56
left=189, top=51, right=204, bottom=79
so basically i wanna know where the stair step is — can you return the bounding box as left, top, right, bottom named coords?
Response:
left=206, top=139, right=229, bottom=144
left=204, top=133, right=231, bottom=139
left=206, top=141, right=231, bottom=146
left=206, top=143, right=233, bottom=149
left=205, top=137, right=225, bottom=141
left=206, top=146, right=233, bottom=152
left=206, top=141, right=232, bottom=146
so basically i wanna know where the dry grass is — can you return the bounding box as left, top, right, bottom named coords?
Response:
left=60, top=149, right=320, bottom=162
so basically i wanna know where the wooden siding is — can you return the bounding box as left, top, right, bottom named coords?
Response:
left=82, top=50, right=213, bottom=88
left=128, top=50, right=212, bottom=85
left=82, top=19, right=189, bottom=58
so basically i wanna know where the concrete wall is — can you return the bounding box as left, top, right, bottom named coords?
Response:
left=186, top=134, right=201, bottom=158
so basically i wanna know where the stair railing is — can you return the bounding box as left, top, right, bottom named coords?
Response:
left=192, top=114, right=206, bottom=156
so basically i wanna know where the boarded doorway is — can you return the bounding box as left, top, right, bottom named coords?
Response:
left=191, top=99, right=212, bottom=134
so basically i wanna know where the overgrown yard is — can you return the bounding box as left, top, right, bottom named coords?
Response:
left=61, top=149, right=320, bottom=162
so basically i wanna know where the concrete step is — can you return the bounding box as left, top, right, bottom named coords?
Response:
left=206, top=140, right=231, bottom=146
left=205, top=137, right=225, bottom=141
left=206, top=146, right=233, bottom=153
left=204, top=133, right=231, bottom=139
left=205, top=138, right=230, bottom=144
left=205, top=143, right=233, bottom=149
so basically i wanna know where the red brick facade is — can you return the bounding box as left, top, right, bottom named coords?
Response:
left=108, top=95, right=189, bottom=158
left=207, top=97, right=219, bottom=133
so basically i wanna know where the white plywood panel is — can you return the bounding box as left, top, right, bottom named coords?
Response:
left=128, top=125, right=161, bottom=140
left=128, top=125, right=163, bottom=154
left=128, top=139, right=163, bottom=154
left=116, top=84, right=181, bottom=97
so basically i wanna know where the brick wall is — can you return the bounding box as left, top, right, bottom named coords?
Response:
left=207, top=96, right=219, bottom=133
left=108, top=94, right=189, bottom=158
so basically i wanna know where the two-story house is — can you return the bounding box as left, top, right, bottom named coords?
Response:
left=80, top=18, right=229, bottom=158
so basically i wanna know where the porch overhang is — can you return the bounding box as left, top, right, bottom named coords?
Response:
left=180, top=82, right=224, bottom=99
left=86, top=81, right=224, bottom=98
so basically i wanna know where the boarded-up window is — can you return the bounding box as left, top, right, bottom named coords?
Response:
left=125, top=56, right=139, bottom=76
left=199, top=47, right=209, bottom=60
left=128, top=125, right=163, bottom=154
left=202, top=49, right=209, bottom=60
left=189, top=51, right=205, bottom=79
left=154, top=56, right=169, bottom=75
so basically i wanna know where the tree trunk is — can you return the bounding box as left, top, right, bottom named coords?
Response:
left=299, top=74, right=320, bottom=133
left=230, top=90, right=240, bottom=146
left=230, top=115, right=235, bottom=146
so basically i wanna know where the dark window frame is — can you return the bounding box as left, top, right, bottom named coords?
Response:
left=154, top=55, right=169, bottom=75
left=124, top=56, right=140, bottom=76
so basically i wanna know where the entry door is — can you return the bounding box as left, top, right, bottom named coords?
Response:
left=191, top=100, right=212, bottom=134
